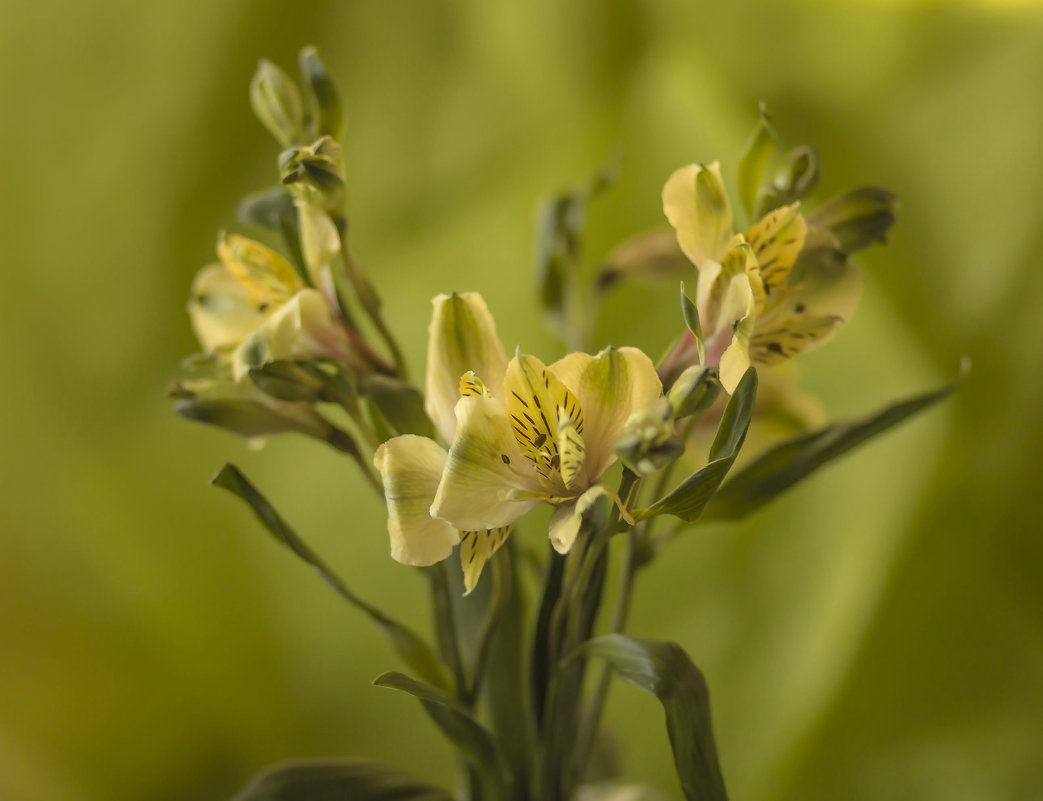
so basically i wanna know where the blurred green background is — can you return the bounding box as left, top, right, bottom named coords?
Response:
left=2, top=0, right=1042, bottom=799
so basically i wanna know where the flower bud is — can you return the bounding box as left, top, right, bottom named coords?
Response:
left=614, top=397, right=684, bottom=476
left=667, top=365, right=722, bottom=420
left=806, top=187, right=898, bottom=255
left=299, top=45, right=344, bottom=141
left=249, top=59, right=305, bottom=148
left=279, top=136, right=346, bottom=216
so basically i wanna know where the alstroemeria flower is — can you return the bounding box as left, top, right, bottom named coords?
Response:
left=374, top=292, right=662, bottom=593
left=661, top=162, right=861, bottom=392
left=187, top=233, right=359, bottom=378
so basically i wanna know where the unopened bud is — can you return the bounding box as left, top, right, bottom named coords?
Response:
left=280, top=136, right=347, bottom=217
left=299, top=45, right=344, bottom=141
left=614, top=398, right=683, bottom=476
left=250, top=59, right=305, bottom=148
left=667, top=365, right=722, bottom=420
left=806, top=187, right=898, bottom=255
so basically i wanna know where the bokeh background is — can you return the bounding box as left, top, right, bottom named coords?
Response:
left=2, top=0, right=1042, bottom=799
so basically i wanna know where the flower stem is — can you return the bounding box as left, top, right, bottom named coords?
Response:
left=428, top=562, right=467, bottom=698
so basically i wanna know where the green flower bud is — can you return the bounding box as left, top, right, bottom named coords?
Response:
left=667, top=365, right=722, bottom=420
left=299, top=45, right=344, bottom=141
left=614, top=397, right=684, bottom=476
left=757, top=146, right=820, bottom=215
left=279, top=136, right=347, bottom=217
left=806, top=187, right=898, bottom=255
left=249, top=59, right=305, bottom=148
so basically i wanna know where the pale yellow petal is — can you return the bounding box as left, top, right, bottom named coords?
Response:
left=295, top=197, right=341, bottom=288
left=187, top=264, right=269, bottom=353
left=547, top=485, right=630, bottom=554
left=748, top=315, right=842, bottom=367
left=718, top=279, right=756, bottom=394
left=374, top=435, right=460, bottom=566
left=504, top=352, right=582, bottom=492
left=662, top=162, right=734, bottom=268
left=549, top=347, right=663, bottom=483
left=459, top=526, right=512, bottom=595
left=232, top=289, right=349, bottom=379
left=425, top=292, right=509, bottom=443
left=431, top=395, right=540, bottom=531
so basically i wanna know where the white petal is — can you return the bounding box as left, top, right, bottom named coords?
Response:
left=374, top=436, right=460, bottom=566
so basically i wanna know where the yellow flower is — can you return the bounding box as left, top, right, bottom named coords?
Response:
left=374, top=292, right=662, bottom=593
left=662, top=162, right=861, bottom=392
left=187, top=233, right=357, bottom=378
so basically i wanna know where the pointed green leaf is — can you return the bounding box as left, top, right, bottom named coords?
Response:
left=231, top=757, right=454, bottom=801
left=737, top=103, right=776, bottom=221
left=679, top=281, right=705, bottom=366
left=211, top=464, right=451, bottom=690
left=635, top=368, right=757, bottom=522
left=373, top=672, right=510, bottom=801
left=574, top=635, right=728, bottom=801
left=703, top=362, right=967, bottom=521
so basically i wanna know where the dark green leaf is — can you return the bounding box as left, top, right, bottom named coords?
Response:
left=806, top=187, right=898, bottom=254
left=679, top=281, right=705, bottom=366
left=231, top=757, right=454, bottom=801
left=362, top=374, right=435, bottom=439
left=574, top=635, right=728, bottom=801
left=636, top=368, right=757, bottom=522
left=736, top=103, right=775, bottom=221
left=211, top=465, right=451, bottom=690
left=373, top=672, right=509, bottom=801
left=703, top=362, right=967, bottom=521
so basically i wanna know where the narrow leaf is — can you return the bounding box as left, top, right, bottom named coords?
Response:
left=231, top=757, right=454, bottom=801
left=575, top=635, right=728, bottom=801
left=703, top=361, right=967, bottom=521
left=373, top=672, right=509, bottom=801
left=679, top=281, right=705, bottom=366
left=211, top=464, right=451, bottom=690
left=636, top=368, right=757, bottom=522
left=736, top=103, right=776, bottom=221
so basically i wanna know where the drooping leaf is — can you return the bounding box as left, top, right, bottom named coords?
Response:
left=211, top=464, right=451, bottom=690
left=703, top=362, right=967, bottom=521
left=231, top=757, right=454, bottom=801
left=736, top=103, right=776, bottom=221
left=373, top=672, right=510, bottom=801
left=635, top=368, right=757, bottom=522
left=575, top=635, right=729, bottom=801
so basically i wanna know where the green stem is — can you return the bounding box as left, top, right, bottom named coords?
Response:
left=428, top=562, right=467, bottom=698
left=465, top=546, right=508, bottom=709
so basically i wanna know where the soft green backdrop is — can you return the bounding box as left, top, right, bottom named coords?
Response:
left=2, top=1, right=1041, bottom=799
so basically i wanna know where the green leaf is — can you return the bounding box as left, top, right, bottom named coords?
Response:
left=736, top=102, right=776, bottom=221
left=755, top=145, right=820, bottom=218
left=635, top=368, right=757, bottom=522
left=211, top=465, right=451, bottom=691
left=231, top=757, right=454, bottom=801
left=361, top=374, right=435, bottom=439
left=679, top=281, right=705, bottom=366
left=805, top=186, right=898, bottom=254
left=574, top=635, right=729, bottom=801
left=373, top=672, right=509, bottom=801
left=703, top=362, right=967, bottom=521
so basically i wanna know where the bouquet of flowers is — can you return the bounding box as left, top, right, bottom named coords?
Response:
left=170, top=47, right=961, bottom=801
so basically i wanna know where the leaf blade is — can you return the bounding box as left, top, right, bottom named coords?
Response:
left=230, top=757, right=454, bottom=801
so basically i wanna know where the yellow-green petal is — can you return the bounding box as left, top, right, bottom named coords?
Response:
left=431, top=396, right=540, bottom=531
left=187, top=263, right=269, bottom=353
left=745, top=203, right=807, bottom=295
left=295, top=195, right=341, bottom=288
left=718, top=280, right=756, bottom=393
left=374, top=435, right=460, bottom=567
left=460, top=526, right=512, bottom=595
left=217, top=232, right=303, bottom=307
left=549, top=347, right=663, bottom=483
left=662, top=161, right=734, bottom=269
left=425, top=292, right=508, bottom=443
